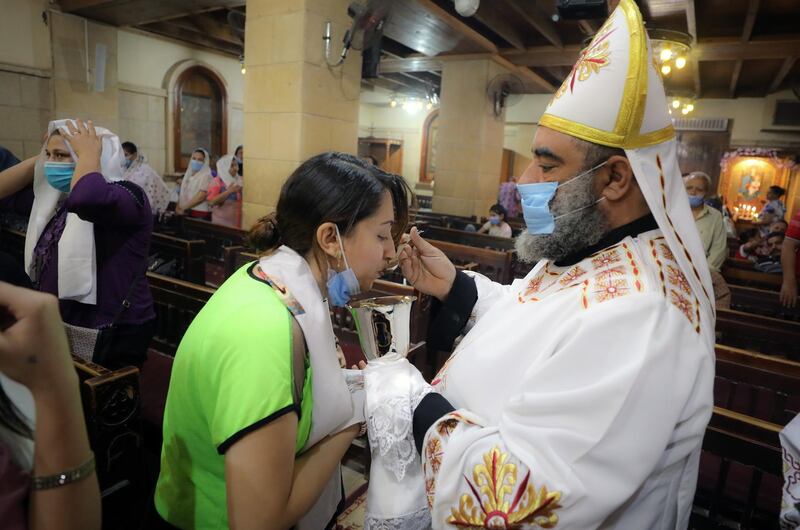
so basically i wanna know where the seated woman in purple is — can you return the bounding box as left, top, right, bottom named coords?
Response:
left=0, top=119, right=155, bottom=369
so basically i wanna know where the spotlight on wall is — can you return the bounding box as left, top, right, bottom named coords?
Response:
left=239, top=55, right=246, bottom=75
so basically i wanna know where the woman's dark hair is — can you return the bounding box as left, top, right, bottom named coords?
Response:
left=0, top=386, right=32, bottom=439
left=235, top=145, right=243, bottom=157
left=489, top=203, right=507, bottom=219
left=121, top=141, right=138, bottom=154
left=247, top=152, right=412, bottom=255
left=769, top=185, right=785, bottom=197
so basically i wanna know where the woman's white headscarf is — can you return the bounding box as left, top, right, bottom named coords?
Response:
left=215, top=154, right=240, bottom=188
left=178, top=148, right=212, bottom=211
left=24, top=119, right=124, bottom=305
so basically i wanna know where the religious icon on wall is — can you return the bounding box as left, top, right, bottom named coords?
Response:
left=737, top=168, right=762, bottom=200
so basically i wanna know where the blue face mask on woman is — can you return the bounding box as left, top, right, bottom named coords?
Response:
left=44, top=161, right=76, bottom=193
left=688, top=195, right=705, bottom=208
left=489, top=215, right=501, bottom=226
left=327, top=225, right=361, bottom=307
left=190, top=159, right=203, bottom=173
left=517, top=160, right=607, bottom=235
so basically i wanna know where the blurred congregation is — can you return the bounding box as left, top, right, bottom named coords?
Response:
left=1, top=0, right=800, bottom=529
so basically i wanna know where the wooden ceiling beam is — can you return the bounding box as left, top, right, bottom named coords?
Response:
left=187, top=13, right=242, bottom=45
left=58, top=0, right=114, bottom=11
left=139, top=21, right=241, bottom=56
left=741, top=0, right=760, bottom=42
left=413, top=0, right=498, bottom=54
left=470, top=3, right=526, bottom=50
left=729, top=60, right=742, bottom=98
left=502, top=44, right=581, bottom=66
left=695, top=38, right=800, bottom=60
left=492, top=55, right=556, bottom=92
left=503, top=0, right=563, bottom=48
left=130, top=7, right=224, bottom=27
left=380, top=57, right=444, bottom=74
left=769, top=57, right=797, bottom=93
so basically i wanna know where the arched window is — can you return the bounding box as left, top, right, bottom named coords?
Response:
left=173, top=66, right=227, bottom=171
left=419, top=109, right=439, bottom=183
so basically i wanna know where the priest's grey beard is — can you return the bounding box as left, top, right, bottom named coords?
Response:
left=515, top=174, right=610, bottom=263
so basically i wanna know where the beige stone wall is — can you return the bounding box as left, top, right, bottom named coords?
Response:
left=242, top=0, right=361, bottom=226
left=358, top=103, right=428, bottom=184
left=0, top=0, right=51, bottom=71
left=433, top=59, right=507, bottom=217
left=50, top=11, right=119, bottom=132
left=0, top=69, right=52, bottom=159
left=118, top=84, right=167, bottom=174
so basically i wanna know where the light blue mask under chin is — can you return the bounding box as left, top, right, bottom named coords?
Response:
left=518, top=160, right=608, bottom=235
left=326, top=226, right=361, bottom=307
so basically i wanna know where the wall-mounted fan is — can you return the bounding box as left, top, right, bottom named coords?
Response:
left=487, top=74, right=524, bottom=117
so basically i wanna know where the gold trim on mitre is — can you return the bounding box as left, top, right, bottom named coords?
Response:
left=540, top=0, right=675, bottom=149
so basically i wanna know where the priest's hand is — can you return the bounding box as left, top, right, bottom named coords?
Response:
left=399, top=226, right=456, bottom=301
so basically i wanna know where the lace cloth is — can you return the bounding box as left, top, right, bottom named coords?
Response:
left=364, top=354, right=432, bottom=529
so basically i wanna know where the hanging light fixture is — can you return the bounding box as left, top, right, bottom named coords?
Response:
left=649, top=29, right=691, bottom=78
left=239, top=55, right=246, bottom=75
left=667, top=95, right=697, bottom=117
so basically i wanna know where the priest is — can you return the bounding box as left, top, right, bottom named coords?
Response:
left=376, top=1, right=716, bottom=528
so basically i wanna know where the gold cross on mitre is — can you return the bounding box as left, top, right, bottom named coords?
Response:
left=540, top=0, right=675, bottom=150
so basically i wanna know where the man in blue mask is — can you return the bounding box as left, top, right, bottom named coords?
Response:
left=389, top=1, right=717, bottom=527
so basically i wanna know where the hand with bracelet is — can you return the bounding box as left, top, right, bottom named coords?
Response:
left=0, top=282, right=101, bottom=530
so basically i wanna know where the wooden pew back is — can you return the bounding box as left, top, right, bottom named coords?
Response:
left=147, top=271, right=215, bottom=355
left=149, top=232, right=207, bottom=284
left=692, top=407, right=783, bottom=530
left=180, top=217, right=246, bottom=261
left=73, top=357, right=143, bottom=499
left=722, top=264, right=782, bottom=291
left=428, top=239, right=514, bottom=283
left=715, top=309, right=800, bottom=359
left=422, top=225, right=516, bottom=251
left=730, top=284, right=800, bottom=322
left=714, top=344, right=800, bottom=424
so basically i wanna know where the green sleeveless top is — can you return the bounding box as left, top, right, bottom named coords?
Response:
left=155, top=263, right=313, bottom=529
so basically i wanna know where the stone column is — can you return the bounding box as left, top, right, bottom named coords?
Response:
left=433, top=59, right=507, bottom=217
left=242, top=0, right=361, bottom=227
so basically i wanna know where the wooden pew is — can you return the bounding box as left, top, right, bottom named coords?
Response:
left=730, top=284, right=800, bottom=322
left=714, top=344, right=800, bottom=424
left=149, top=232, right=207, bottom=285
left=722, top=264, right=782, bottom=291
left=428, top=239, right=515, bottom=284
left=72, top=356, right=144, bottom=509
left=180, top=217, right=246, bottom=261
left=692, top=407, right=783, bottom=530
left=423, top=225, right=516, bottom=251
left=147, top=271, right=215, bottom=355
left=715, top=309, right=800, bottom=359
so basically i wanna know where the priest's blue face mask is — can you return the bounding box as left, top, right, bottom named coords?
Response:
left=327, top=225, right=361, bottom=307
left=518, top=160, right=608, bottom=235
left=44, top=161, right=75, bottom=193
